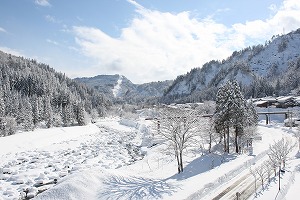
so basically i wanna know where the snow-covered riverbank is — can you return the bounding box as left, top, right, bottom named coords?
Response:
left=0, top=118, right=299, bottom=200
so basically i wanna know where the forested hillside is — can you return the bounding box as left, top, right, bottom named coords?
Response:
left=162, top=28, right=300, bottom=103
left=0, top=51, right=111, bottom=136
left=75, top=74, right=173, bottom=104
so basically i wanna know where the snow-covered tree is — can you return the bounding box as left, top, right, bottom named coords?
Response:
left=32, top=96, right=43, bottom=126
left=263, top=160, right=273, bottom=183
left=0, top=88, right=5, bottom=117
left=254, top=163, right=267, bottom=189
left=76, top=103, right=86, bottom=126
left=0, top=51, right=112, bottom=136
left=230, top=81, right=246, bottom=153
left=44, top=96, right=53, bottom=128
left=62, top=103, right=74, bottom=126
left=90, top=108, right=99, bottom=123
left=268, top=138, right=296, bottom=169
left=214, top=80, right=258, bottom=153
left=19, top=98, right=34, bottom=131
left=214, top=81, right=231, bottom=152
left=155, top=107, right=198, bottom=173
left=195, top=103, right=216, bottom=153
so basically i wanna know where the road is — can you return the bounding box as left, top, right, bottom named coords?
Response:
left=211, top=171, right=262, bottom=200
left=185, top=149, right=270, bottom=200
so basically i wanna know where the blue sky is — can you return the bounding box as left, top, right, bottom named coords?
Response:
left=1, top=0, right=300, bottom=83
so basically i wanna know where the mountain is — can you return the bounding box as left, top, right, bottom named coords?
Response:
left=75, top=75, right=135, bottom=98
left=0, top=50, right=111, bottom=136
left=162, top=28, right=300, bottom=103
left=75, top=75, right=173, bottom=103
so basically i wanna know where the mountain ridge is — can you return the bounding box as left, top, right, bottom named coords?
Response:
left=75, top=74, right=173, bottom=103
left=161, top=28, right=300, bottom=103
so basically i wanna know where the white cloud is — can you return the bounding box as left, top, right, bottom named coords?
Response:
left=232, top=0, right=300, bottom=41
left=45, top=15, right=61, bottom=24
left=73, top=0, right=300, bottom=84
left=35, top=0, right=51, bottom=7
left=0, top=27, right=7, bottom=33
left=268, top=4, right=278, bottom=12
left=0, top=46, right=25, bottom=57
left=46, top=39, right=59, bottom=46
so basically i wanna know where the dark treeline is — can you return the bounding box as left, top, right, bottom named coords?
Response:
left=0, top=51, right=111, bottom=136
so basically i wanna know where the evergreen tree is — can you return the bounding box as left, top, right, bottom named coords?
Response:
left=76, top=103, right=86, bottom=126
left=19, top=97, right=34, bottom=131
left=214, top=81, right=231, bottom=152
left=62, top=103, right=74, bottom=126
left=32, top=96, right=43, bottom=126
left=0, top=50, right=111, bottom=136
left=245, top=99, right=259, bottom=127
left=0, top=87, right=5, bottom=117
left=230, top=81, right=246, bottom=153
left=44, top=96, right=53, bottom=128
left=214, top=80, right=256, bottom=153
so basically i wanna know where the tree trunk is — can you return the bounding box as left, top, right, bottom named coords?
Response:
left=226, top=126, right=230, bottom=153
left=223, top=130, right=227, bottom=152
left=235, top=127, right=239, bottom=153
left=176, top=152, right=181, bottom=174
left=179, top=151, right=183, bottom=173
left=208, top=134, right=212, bottom=153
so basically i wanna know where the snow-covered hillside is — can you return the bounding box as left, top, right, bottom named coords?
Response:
left=1, top=116, right=299, bottom=200
left=74, top=74, right=136, bottom=99
left=75, top=74, right=173, bottom=102
left=164, top=28, right=300, bottom=100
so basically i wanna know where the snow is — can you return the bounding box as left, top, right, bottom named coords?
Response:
left=1, top=115, right=300, bottom=200
left=167, top=32, right=300, bottom=97
left=112, top=75, right=123, bottom=97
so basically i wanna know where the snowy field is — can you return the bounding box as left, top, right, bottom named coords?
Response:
left=0, top=116, right=299, bottom=200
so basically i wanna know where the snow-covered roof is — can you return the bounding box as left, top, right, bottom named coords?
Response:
left=260, top=96, right=277, bottom=102
left=253, top=100, right=268, bottom=105
left=294, top=96, right=300, bottom=103
left=276, top=96, right=294, bottom=103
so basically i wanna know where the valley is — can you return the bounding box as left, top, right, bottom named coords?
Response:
left=0, top=112, right=299, bottom=200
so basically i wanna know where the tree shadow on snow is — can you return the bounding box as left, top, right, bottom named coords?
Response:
left=169, top=153, right=237, bottom=181
left=98, top=175, right=178, bottom=200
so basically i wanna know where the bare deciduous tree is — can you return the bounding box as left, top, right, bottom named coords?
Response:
left=269, top=138, right=296, bottom=168
left=195, top=104, right=216, bottom=153
left=254, top=164, right=267, bottom=189
left=263, top=160, right=273, bottom=183
left=155, top=107, right=198, bottom=173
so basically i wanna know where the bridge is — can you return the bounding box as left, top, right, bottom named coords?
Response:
left=257, top=111, right=292, bottom=124
left=145, top=111, right=292, bottom=125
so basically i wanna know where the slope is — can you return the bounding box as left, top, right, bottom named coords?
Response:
left=163, top=28, right=300, bottom=103
left=0, top=50, right=111, bottom=135
left=75, top=75, right=173, bottom=103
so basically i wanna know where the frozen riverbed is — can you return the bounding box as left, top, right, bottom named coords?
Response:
left=0, top=118, right=145, bottom=199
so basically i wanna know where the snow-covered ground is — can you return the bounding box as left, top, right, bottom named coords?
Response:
left=0, top=116, right=299, bottom=200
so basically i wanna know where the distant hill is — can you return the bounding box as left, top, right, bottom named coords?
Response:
left=162, top=28, right=300, bottom=103
left=75, top=75, right=173, bottom=104
left=0, top=50, right=111, bottom=136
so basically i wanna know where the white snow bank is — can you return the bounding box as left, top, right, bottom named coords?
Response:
left=119, top=118, right=139, bottom=129
left=0, top=124, right=100, bottom=156
left=34, top=170, right=104, bottom=200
